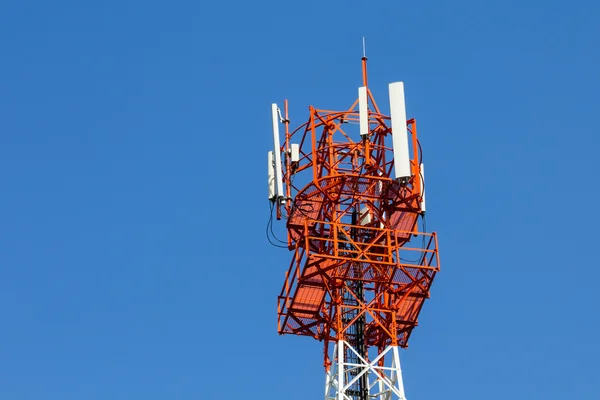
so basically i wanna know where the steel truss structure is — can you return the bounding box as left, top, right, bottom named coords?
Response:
left=269, top=56, right=440, bottom=400
left=326, top=341, right=407, bottom=400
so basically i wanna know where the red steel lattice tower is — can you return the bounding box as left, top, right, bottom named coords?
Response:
left=267, top=55, right=440, bottom=400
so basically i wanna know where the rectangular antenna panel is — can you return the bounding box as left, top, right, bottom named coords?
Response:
left=290, top=143, right=300, bottom=163
left=420, top=162, right=426, bottom=213
left=358, top=205, right=372, bottom=226
left=388, top=82, right=411, bottom=180
left=268, top=151, right=276, bottom=200
left=359, top=86, right=369, bottom=137
left=271, top=103, right=284, bottom=199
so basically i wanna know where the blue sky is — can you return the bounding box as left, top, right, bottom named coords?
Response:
left=0, top=1, right=598, bottom=398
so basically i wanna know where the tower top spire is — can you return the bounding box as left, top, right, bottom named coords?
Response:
left=361, top=37, right=368, bottom=87
left=362, top=37, right=366, bottom=58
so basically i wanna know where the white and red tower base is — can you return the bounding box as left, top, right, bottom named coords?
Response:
left=325, top=342, right=407, bottom=400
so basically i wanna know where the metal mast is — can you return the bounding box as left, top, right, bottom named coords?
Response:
left=267, top=53, right=440, bottom=400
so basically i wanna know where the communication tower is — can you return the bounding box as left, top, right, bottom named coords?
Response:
left=267, top=53, right=440, bottom=400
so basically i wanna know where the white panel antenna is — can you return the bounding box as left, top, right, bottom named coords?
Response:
left=290, top=143, right=300, bottom=163
left=271, top=103, right=285, bottom=202
left=358, top=205, right=372, bottom=226
left=420, top=162, right=426, bottom=213
left=388, top=82, right=411, bottom=181
left=268, top=151, right=276, bottom=201
left=377, top=171, right=384, bottom=228
left=358, top=86, right=369, bottom=137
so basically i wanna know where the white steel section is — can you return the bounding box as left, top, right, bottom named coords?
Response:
left=325, top=342, right=340, bottom=400
left=290, top=143, right=300, bottom=163
left=337, top=341, right=345, bottom=400
left=325, top=341, right=407, bottom=400
left=268, top=151, right=276, bottom=201
left=271, top=103, right=284, bottom=201
left=392, top=346, right=406, bottom=400
left=420, top=162, right=426, bottom=213
left=388, top=82, right=411, bottom=180
left=359, top=86, right=369, bottom=137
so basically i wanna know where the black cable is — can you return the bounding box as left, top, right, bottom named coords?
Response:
left=266, top=222, right=287, bottom=248
left=270, top=214, right=287, bottom=244
left=398, top=142, right=427, bottom=263
left=266, top=202, right=288, bottom=248
left=399, top=213, right=428, bottom=264
left=295, top=202, right=314, bottom=218
left=269, top=202, right=288, bottom=244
